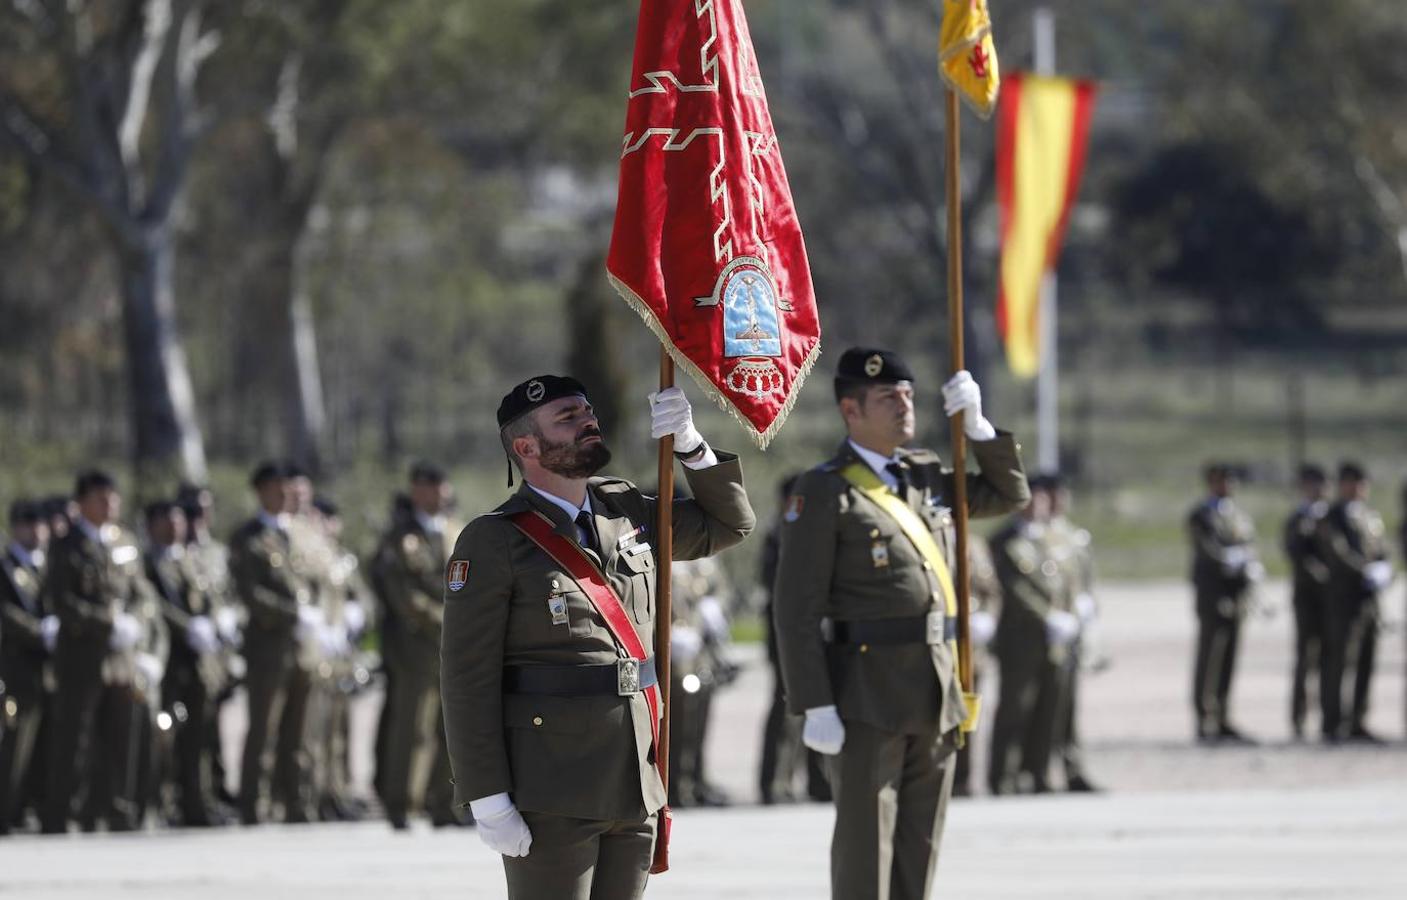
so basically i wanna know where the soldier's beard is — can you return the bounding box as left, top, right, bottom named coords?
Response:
left=538, top=432, right=612, bottom=479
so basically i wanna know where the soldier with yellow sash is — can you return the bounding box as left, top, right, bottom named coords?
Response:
left=773, top=348, right=1029, bottom=900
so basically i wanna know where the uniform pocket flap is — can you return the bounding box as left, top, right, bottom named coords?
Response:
left=502, top=692, right=590, bottom=734
left=620, top=548, right=655, bottom=573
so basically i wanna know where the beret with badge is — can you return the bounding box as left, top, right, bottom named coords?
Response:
left=833, top=347, right=915, bottom=401
left=497, top=375, right=591, bottom=485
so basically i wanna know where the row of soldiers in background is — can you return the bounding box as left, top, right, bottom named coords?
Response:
left=1189, top=461, right=1400, bottom=745
left=0, top=460, right=472, bottom=835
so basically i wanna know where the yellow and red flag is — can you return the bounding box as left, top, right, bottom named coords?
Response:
left=607, top=0, right=821, bottom=449
left=939, top=0, right=1001, bottom=118
left=995, top=73, right=1097, bottom=378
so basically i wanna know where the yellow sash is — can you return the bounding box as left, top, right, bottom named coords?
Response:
left=840, top=462, right=982, bottom=733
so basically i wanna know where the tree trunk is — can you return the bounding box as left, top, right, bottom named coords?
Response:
left=119, top=224, right=208, bottom=492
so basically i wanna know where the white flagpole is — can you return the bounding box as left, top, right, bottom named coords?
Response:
left=1034, top=6, right=1060, bottom=474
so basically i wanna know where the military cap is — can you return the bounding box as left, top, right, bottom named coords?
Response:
left=249, top=459, right=290, bottom=488
left=8, top=498, right=42, bottom=525
left=1337, top=461, right=1368, bottom=482
left=313, top=496, right=340, bottom=518
left=497, top=375, right=590, bottom=429
left=1029, top=472, right=1067, bottom=493
left=1296, top=463, right=1326, bottom=483
left=1202, top=462, right=1233, bottom=482
left=144, top=499, right=179, bottom=523
left=836, top=347, right=914, bottom=384
left=409, top=460, right=446, bottom=485
left=74, top=469, right=117, bottom=499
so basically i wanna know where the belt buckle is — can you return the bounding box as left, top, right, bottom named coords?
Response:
left=925, top=610, right=945, bottom=646
left=616, top=658, right=641, bottom=696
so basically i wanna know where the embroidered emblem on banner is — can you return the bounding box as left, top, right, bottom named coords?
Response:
left=447, top=560, right=470, bottom=592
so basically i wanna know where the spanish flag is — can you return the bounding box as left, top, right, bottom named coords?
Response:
left=939, top=0, right=1000, bottom=118
left=996, top=73, right=1097, bottom=378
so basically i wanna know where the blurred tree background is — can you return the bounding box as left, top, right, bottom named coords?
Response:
left=2, top=0, right=1405, bottom=584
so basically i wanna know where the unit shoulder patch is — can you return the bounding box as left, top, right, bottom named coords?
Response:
left=446, top=559, right=470, bottom=592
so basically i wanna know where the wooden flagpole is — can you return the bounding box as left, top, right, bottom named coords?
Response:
left=945, top=90, right=975, bottom=694
left=652, top=347, right=675, bottom=872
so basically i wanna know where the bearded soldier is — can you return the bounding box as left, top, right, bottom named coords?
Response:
left=773, top=348, right=1029, bottom=900
left=441, top=376, right=754, bottom=899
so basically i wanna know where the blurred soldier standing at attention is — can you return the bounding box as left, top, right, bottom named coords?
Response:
left=1316, top=462, right=1392, bottom=743
left=42, top=470, right=167, bottom=834
left=951, top=536, right=999, bottom=797
left=231, top=462, right=319, bottom=824
left=1283, top=464, right=1330, bottom=739
left=0, top=500, right=55, bottom=835
left=441, top=376, right=754, bottom=900
left=372, top=462, right=459, bottom=830
left=144, top=501, right=226, bottom=827
left=176, top=484, right=241, bottom=809
left=1188, top=463, right=1262, bottom=745
left=1045, top=476, right=1101, bottom=793
left=773, top=348, right=1028, bottom=900
left=987, top=481, right=1077, bottom=795
left=667, top=556, right=737, bottom=808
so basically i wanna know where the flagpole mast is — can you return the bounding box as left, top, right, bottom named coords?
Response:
left=945, top=89, right=974, bottom=694
left=652, top=347, right=675, bottom=872
left=1034, top=6, right=1059, bottom=474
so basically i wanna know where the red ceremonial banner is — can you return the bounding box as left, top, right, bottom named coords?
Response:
left=607, top=0, right=821, bottom=449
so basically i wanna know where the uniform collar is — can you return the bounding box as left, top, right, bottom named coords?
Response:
left=527, top=484, right=593, bottom=524
left=8, top=541, right=39, bottom=570
left=76, top=517, right=107, bottom=547
left=413, top=510, right=446, bottom=536
left=845, top=439, right=906, bottom=492
left=258, top=510, right=291, bottom=533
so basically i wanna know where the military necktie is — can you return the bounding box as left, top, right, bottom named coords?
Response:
left=884, top=462, right=909, bottom=498
left=574, top=510, right=600, bottom=557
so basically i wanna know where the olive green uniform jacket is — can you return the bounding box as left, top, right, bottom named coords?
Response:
left=441, top=453, right=755, bottom=822
left=773, top=435, right=1029, bottom=737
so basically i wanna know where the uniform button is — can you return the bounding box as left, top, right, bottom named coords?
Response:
left=922, top=561, right=931, bottom=570
left=860, top=644, right=870, bottom=653
left=532, top=716, right=544, bottom=727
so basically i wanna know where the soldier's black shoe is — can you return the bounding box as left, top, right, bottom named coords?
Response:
left=388, top=813, right=409, bottom=831
left=1066, top=776, right=1103, bottom=794
left=692, top=783, right=732, bottom=808
left=1347, top=726, right=1383, bottom=744
left=1215, top=724, right=1257, bottom=745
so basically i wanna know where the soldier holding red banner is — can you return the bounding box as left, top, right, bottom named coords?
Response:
left=440, top=375, right=754, bottom=900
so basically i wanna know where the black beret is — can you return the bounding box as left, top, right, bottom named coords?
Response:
left=835, top=347, right=915, bottom=388
left=497, top=375, right=590, bottom=429
left=8, top=499, right=42, bottom=525
left=250, top=460, right=289, bottom=488
left=1202, top=462, right=1232, bottom=481
left=1296, top=463, right=1326, bottom=483
left=144, top=499, right=179, bottom=522
left=1030, top=472, right=1067, bottom=493
left=313, top=496, right=339, bottom=518
left=409, top=460, right=446, bottom=485
left=74, top=469, right=117, bottom=499
left=1338, top=461, right=1368, bottom=482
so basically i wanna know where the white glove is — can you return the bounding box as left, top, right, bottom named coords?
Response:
left=342, top=601, right=367, bottom=637
left=941, top=370, right=997, bottom=441
left=1221, top=546, right=1248, bottom=574
left=318, top=622, right=351, bottom=658
left=215, top=606, right=242, bottom=646
left=110, top=611, right=142, bottom=651
left=802, top=705, right=846, bottom=755
left=41, top=615, right=61, bottom=653
left=469, top=793, right=533, bottom=857
left=969, top=610, right=997, bottom=648
left=1364, top=560, right=1393, bottom=592
left=1074, top=592, right=1098, bottom=623
left=648, top=387, right=704, bottom=455
left=135, top=652, right=165, bottom=685
left=186, top=615, right=220, bottom=655
left=1245, top=559, right=1266, bottom=583
left=296, top=604, right=326, bottom=642
left=671, top=625, right=703, bottom=664
left=696, top=596, right=729, bottom=641
left=1045, top=609, right=1081, bottom=647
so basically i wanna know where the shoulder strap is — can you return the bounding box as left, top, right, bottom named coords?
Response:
left=840, top=463, right=957, bottom=617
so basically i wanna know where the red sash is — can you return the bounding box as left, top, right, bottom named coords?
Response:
left=509, top=510, right=672, bottom=873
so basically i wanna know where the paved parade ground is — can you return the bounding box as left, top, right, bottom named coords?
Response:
left=5, top=579, right=1406, bottom=898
